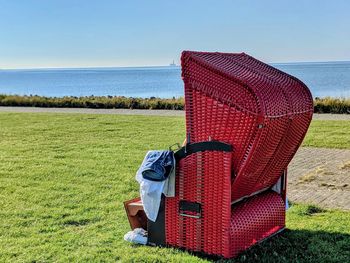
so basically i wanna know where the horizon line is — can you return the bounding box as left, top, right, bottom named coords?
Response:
left=1, top=59, right=350, bottom=71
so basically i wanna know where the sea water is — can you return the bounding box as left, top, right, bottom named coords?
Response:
left=0, top=62, right=349, bottom=98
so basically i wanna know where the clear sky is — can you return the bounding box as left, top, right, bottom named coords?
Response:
left=0, top=0, right=349, bottom=69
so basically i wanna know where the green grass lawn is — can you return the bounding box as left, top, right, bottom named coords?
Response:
left=303, top=120, right=350, bottom=149
left=0, top=113, right=349, bottom=262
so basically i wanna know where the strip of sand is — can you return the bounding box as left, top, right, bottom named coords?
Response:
left=0, top=106, right=349, bottom=120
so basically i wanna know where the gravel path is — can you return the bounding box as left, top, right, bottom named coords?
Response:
left=0, top=106, right=185, bottom=116
left=0, top=106, right=350, bottom=120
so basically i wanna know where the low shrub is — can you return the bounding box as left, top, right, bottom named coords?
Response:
left=0, top=95, right=185, bottom=110
left=314, top=97, right=350, bottom=114
left=0, top=94, right=349, bottom=113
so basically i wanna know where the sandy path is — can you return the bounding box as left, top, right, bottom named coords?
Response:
left=0, top=106, right=350, bottom=120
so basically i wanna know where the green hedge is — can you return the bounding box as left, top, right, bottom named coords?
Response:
left=0, top=94, right=349, bottom=113
left=314, top=97, right=350, bottom=114
left=0, top=94, right=184, bottom=110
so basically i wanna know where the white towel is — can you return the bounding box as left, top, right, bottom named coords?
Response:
left=136, top=151, right=175, bottom=222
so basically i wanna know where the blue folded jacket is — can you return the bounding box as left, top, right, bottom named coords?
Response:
left=139, top=150, right=175, bottom=181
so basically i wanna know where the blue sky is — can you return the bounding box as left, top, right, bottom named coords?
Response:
left=0, top=0, right=349, bottom=69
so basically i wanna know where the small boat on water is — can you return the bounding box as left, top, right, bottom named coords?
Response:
left=169, top=60, right=176, bottom=67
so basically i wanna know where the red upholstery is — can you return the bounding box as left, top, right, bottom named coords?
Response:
left=164, top=51, right=313, bottom=258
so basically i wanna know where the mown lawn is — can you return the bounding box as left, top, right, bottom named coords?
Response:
left=303, top=120, right=350, bottom=149
left=0, top=113, right=349, bottom=262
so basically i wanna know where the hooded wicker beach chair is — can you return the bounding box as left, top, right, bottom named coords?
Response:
left=125, top=51, right=313, bottom=258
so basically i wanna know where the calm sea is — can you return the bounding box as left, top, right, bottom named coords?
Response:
left=0, top=62, right=349, bottom=98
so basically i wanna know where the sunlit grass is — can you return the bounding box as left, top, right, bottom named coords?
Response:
left=303, top=120, right=350, bottom=149
left=0, top=113, right=349, bottom=262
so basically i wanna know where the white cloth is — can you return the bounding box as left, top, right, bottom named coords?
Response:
left=136, top=151, right=175, bottom=222
left=124, top=228, right=147, bottom=245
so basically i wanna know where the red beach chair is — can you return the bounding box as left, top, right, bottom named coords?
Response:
left=125, top=51, right=313, bottom=258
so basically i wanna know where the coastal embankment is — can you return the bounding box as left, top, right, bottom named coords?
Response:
left=0, top=95, right=349, bottom=114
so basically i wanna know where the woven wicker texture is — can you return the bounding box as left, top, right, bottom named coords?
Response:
left=163, top=51, right=312, bottom=258
left=229, top=191, right=285, bottom=257
left=165, top=150, right=232, bottom=256
left=181, top=51, right=313, bottom=201
left=164, top=149, right=285, bottom=258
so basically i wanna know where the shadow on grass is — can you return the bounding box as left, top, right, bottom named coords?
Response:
left=191, top=229, right=350, bottom=262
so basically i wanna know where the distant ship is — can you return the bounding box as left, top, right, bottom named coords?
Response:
left=169, top=60, right=177, bottom=67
